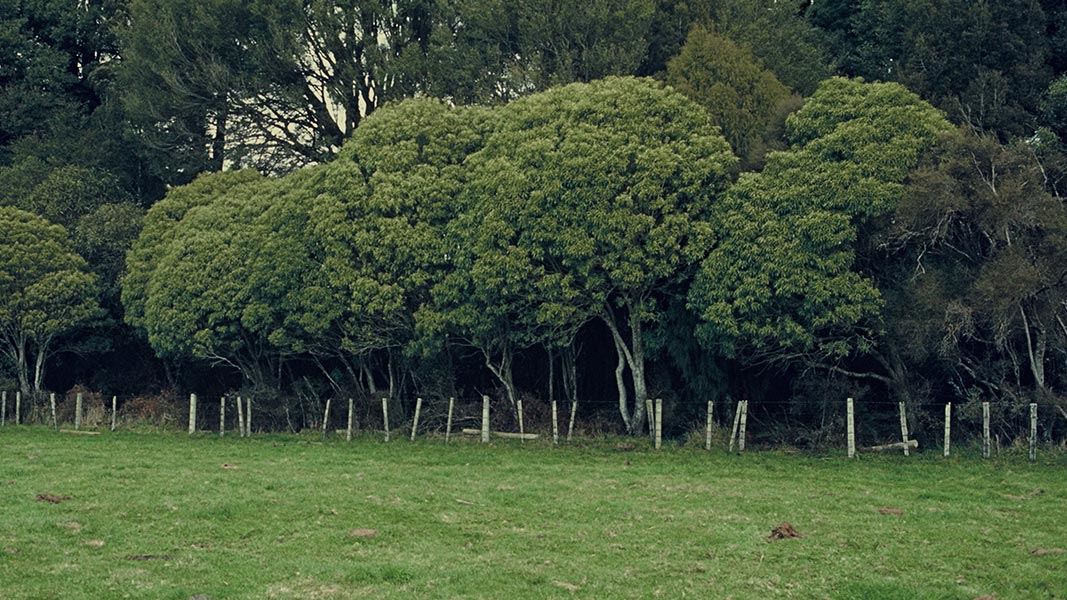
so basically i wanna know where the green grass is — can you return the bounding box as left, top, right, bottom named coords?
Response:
left=1, top=427, right=1065, bottom=599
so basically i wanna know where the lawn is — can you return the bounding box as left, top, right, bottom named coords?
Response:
left=0, top=427, right=1064, bottom=599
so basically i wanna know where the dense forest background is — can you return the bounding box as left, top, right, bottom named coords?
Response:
left=3, top=0, right=1067, bottom=445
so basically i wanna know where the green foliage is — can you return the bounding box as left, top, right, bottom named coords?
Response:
left=318, top=99, right=494, bottom=362
left=73, top=202, right=145, bottom=311
left=813, top=0, right=1052, bottom=138
left=667, top=25, right=793, bottom=166
left=1041, top=76, right=1067, bottom=143
left=0, top=207, right=101, bottom=391
left=883, top=128, right=1067, bottom=399
left=689, top=78, right=951, bottom=363
left=122, top=170, right=264, bottom=335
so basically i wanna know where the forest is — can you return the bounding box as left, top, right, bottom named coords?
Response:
left=3, top=0, right=1067, bottom=445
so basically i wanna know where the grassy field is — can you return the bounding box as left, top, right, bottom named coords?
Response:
left=1, top=427, right=1065, bottom=599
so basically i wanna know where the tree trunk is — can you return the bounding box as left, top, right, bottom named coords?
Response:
left=602, top=301, right=649, bottom=435
left=210, top=106, right=228, bottom=172
left=15, top=337, right=30, bottom=397
left=628, top=308, right=648, bottom=435
left=611, top=333, right=631, bottom=432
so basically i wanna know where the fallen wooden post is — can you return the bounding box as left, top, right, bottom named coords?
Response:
left=863, top=440, right=918, bottom=452
left=60, top=429, right=101, bottom=435
left=461, top=428, right=539, bottom=440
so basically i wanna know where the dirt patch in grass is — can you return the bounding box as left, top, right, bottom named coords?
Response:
left=36, top=493, right=70, bottom=504
left=768, top=522, right=800, bottom=540
left=1031, top=548, right=1065, bottom=556
left=348, top=528, right=377, bottom=539
left=126, top=554, right=174, bottom=561
left=878, top=507, right=903, bottom=516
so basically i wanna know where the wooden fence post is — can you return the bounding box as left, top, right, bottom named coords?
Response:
left=321, top=397, right=332, bottom=440
left=897, top=402, right=909, bottom=456
left=219, top=396, right=225, bottom=437
left=245, top=397, right=251, bottom=436
left=110, top=396, right=117, bottom=432
left=346, top=398, right=354, bottom=442
left=1029, top=403, right=1038, bottom=462
left=847, top=397, right=855, bottom=459
left=705, top=400, right=714, bottom=451
left=381, top=397, right=390, bottom=442
left=188, top=393, right=197, bottom=434
left=728, top=400, right=742, bottom=453
left=236, top=396, right=245, bottom=438
left=943, top=403, right=951, bottom=457
left=75, top=392, right=82, bottom=430
left=445, top=397, right=454, bottom=443
left=645, top=399, right=654, bottom=439
left=982, top=401, right=990, bottom=458
left=516, top=399, right=525, bottom=444
left=567, top=401, right=577, bottom=442
left=50, top=393, right=57, bottom=431
left=2, top=391, right=6, bottom=426
left=411, top=397, right=422, bottom=442
left=551, top=400, right=559, bottom=445
left=481, top=395, right=490, bottom=443
left=738, top=400, right=748, bottom=453
left=654, top=398, right=663, bottom=450
left=15, top=391, right=20, bottom=424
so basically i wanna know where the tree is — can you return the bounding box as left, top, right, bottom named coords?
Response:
left=450, top=77, right=735, bottom=431
left=0, top=207, right=101, bottom=394
left=314, top=98, right=494, bottom=397
left=120, top=0, right=446, bottom=179
left=882, top=128, right=1067, bottom=419
left=74, top=202, right=145, bottom=312
left=0, top=0, right=124, bottom=152
left=812, top=0, right=1052, bottom=138
left=123, top=169, right=264, bottom=335
left=667, top=25, right=795, bottom=166
left=688, top=78, right=951, bottom=400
